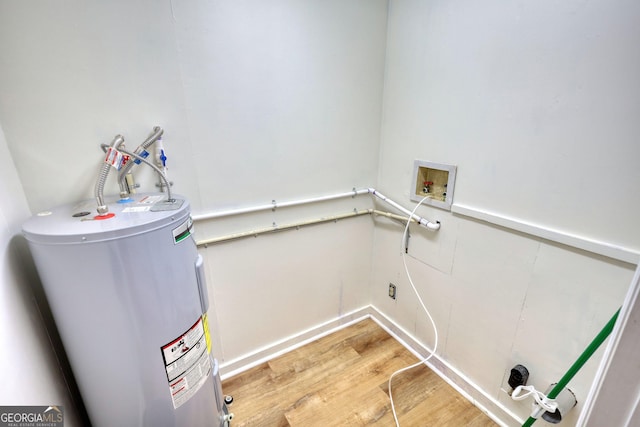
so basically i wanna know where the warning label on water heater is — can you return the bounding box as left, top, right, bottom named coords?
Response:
left=161, top=317, right=212, bottom=409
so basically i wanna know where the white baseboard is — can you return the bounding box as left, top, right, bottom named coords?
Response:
left=219, top=304, right=521, bottom=426
left=219, top=305, right=374, bottom=380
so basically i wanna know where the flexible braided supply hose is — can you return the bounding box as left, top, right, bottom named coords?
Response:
left=94, top=135, right=124, bottom=214
left=117, top=126, right=163, bottom=193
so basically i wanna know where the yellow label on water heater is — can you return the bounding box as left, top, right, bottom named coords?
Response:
left=203, top=314, right=212, bottom=354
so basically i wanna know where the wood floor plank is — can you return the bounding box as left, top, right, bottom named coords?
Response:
left=224, top=347, right=362, bottom=426
left=222, top=319, right=498, bottom=427
left=285, top=386, right=391, bottom=426
left=283, top=345, right=409, bottom=426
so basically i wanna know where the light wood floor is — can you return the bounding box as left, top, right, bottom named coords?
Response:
left=222, top=318, right=498, bottom=426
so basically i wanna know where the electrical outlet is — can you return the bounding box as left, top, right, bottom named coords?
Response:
left=388, top=283, right=397, bottom=299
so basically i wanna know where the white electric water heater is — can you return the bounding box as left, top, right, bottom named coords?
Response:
left=23, top=194, right=230, bottom=427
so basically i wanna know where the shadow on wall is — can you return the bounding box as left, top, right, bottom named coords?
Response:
left=9, top=234, right=91, bottom=427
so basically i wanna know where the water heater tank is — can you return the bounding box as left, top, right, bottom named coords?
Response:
left=23, top=194, right=229, bottom=427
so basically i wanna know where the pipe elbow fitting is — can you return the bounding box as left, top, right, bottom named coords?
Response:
left=421, top=219, right=441, bottom=231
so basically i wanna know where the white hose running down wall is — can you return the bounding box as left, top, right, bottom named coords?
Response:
left=192, top=188, right=440, bottom=246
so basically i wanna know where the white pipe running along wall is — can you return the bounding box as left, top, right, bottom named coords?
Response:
left=367, top=188, right=440, bottom=231
left=191, top=188, right=371, bottom=222
left=192, top=188, right=440, bottom=247
left=195, top=209, right=421, bottom=247
left=197, top=209, right=372, bottom=246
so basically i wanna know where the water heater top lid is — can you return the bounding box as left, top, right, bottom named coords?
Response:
left=22, top=193, right=190, bottom=245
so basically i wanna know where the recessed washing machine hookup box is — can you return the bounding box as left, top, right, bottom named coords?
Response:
left=410, top=160, right=457, bottom=211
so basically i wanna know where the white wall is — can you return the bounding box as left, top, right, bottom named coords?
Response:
left=0, top=0, right=386, bottom=421
left=0, top=0, right=386, bottom=215
left=378, top=0, right=640, bottom=251
left=0, top=126, right=83, bottom=426
left=3, top=0, right=639, bottom=425
left=375, top=0, right=639, bottom=424
left=201, top=215, right=373, bottom=370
